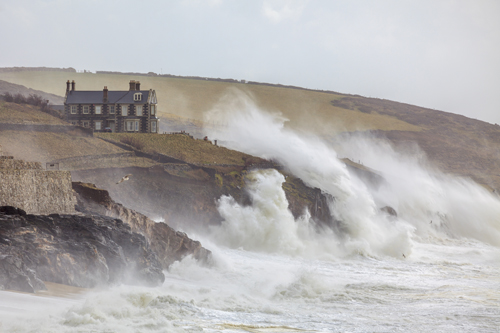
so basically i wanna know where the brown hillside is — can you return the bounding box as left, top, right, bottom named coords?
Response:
left=0, top=69, right=499, bottom=190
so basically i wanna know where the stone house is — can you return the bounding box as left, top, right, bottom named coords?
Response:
left=64, top=80, right=159, bottom=133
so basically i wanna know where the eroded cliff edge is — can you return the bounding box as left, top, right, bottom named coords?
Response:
left=72, top=181, right=211, bottom=269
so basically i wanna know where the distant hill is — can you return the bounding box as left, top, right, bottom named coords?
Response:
left=1, top=67, right=499, bottom=191
left=0, top=79, right=64, bottom=105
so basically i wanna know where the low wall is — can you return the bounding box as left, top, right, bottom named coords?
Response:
left=0, top=159, right=42, bottom=170
left=0, top=169, right=76, bottom=214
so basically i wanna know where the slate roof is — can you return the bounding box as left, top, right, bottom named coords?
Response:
left=65, top=90, right=150, bottom=104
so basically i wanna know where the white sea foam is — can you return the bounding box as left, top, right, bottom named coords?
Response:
left=204, top=88, right=500, bottom=258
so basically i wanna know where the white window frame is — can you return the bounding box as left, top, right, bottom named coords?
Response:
left=150, top=104, right=156, bottom=116
left=109, top=105, right=115, bottom=114
left=136, top=105, right=143, bottom=116
left=82, top=121, right=89, bottom=128
left=95, top=105, right=102, bottom=114
left=126, top=120, right=133, bottom=132
left=83, top=105, right=89, bottom=114
left=126, top=120, right=139, bottom=132
left=121, top=105, right=128, bottom=116
left=151, top=120, right=157, bottom=133
left=95, top=121, right=102, bottom=130
left=134, top=93, right=142, bottom=101
left=70, top=105, right=77, bottom=114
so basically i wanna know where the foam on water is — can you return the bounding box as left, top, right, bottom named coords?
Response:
left=1, top=89, right=500, bottom=332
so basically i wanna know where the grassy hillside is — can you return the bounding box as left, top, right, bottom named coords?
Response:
left=1, top=69, right=500, bottom=190
left=96, top=132, right=259, bottom=166
left=0, top=70, right=421, bottom=133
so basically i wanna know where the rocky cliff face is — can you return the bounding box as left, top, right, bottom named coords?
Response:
left=72, top=182, right=212, bottom=269
left=0, top=209, right=164, bottom=293
left=71, top=165, right=338, bottom=232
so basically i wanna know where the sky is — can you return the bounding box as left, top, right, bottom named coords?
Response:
left=1, top=0, right=499, bottom=124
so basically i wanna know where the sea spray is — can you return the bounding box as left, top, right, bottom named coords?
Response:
left=205, top=88, right=414, bottom=257
left=337, top=134, right=500, bottom=246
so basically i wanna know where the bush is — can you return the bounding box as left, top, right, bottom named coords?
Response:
left=3, top=92, right=14, bottom=102
left=13, top=93, right=26, bottom=104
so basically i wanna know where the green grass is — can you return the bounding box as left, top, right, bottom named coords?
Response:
left=96, top=132, right=255, bottom=166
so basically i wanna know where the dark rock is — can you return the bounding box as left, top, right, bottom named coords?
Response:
left=381, top=206, right=398, bottom=217
left=0, top=254, right=46, bottom=293
left=0, top=213, right=165, bottom=293
left=0, top=206, right=27, bottom=216
left=72, top=182, right=212, bottom=269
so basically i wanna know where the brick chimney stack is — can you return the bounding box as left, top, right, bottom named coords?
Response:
left=66, top=80, right=70, bottom=92
left=71, top=80, right=75, bottom=91
left=103, top=86, right=108, bottom=103
left=135, top=81, right=140, bottom=90
left=129, top=80, right=136, bottom=91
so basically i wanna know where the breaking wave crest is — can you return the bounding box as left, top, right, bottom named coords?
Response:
left=205, top=89, right=500, bottom=258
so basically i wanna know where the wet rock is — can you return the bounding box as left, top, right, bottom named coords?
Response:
left=72, top=182, right=212, bottom=269
left=0, top=213, right=165, bottom=293
left=0, top=254, right=46, bottom=293
left=0, top=206, right=26, bottom=216
left=381, top=206, right=398, bottom=217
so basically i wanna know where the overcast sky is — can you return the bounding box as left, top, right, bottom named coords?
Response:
left=1, top=0, right=499, bottom=124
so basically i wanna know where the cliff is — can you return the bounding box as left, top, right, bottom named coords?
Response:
left=72, top=182, right=212, bottom=269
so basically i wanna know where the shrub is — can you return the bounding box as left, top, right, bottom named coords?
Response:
left=3, top=92, right=14, bottom=102
left=13, top=93, right=26, bottom=104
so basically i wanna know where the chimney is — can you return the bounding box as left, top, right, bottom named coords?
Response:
left=135, top=81, right=140, bottom=91
left=103, top=86, right=108, bottom=103
left=71, top=80, right=75, bottom=91
left=66, top=80, right=70, bottom=92
left=129, top=80, right=136, bottom=91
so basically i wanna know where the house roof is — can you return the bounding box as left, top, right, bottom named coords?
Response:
left=65, top=90, right=152, bottom=104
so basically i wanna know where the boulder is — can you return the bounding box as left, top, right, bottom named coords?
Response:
left=0, top=213, right=165, bottom=292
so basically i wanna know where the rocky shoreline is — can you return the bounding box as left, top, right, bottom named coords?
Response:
left=0, top=182, right=212, bottom=293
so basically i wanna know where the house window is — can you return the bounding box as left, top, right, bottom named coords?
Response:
left=109, top=105, right=115, bottom=114
left=70, top=105, right=77, bottom=114
left=150, top=105, right=156, bottom=116
left=134, top=93, right=142, bottom=101
left=121, top=105, right=128, bottom=116
left=126, top=120, right=139, bottom=132
left=82, top=121, right=89, bottom=128
left=136, top=105, right=143, bottom=116
left=95, top=105, right=102, bottom=114
left=151, top=121, right=157, bottom=133
left=83, top=105, right=89, bottom=114
left=71, top=121, right=76, bottom=125
left=95, top=121, right=101, bottom=130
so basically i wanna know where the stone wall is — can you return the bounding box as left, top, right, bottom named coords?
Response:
left=0, top=154, right=75, bottom=214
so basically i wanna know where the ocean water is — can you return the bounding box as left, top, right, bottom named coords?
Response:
left=1, top=92, right=500, bottom=332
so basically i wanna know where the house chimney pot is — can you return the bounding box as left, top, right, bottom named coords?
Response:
left=129, top=80, right=136, bottom=91
left=135, top=81, right=140, bottom=90
left=103, top=86, right=108, bottom=103
left=71, top=80, right=75, bottom=91
left=66, top=80, right=70, bottom=92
